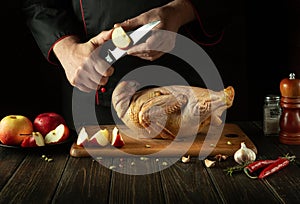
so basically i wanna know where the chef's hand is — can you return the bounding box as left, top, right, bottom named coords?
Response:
left=115, top=0, right=196, bottom=61
left=53, top=30, right=114, bottom=92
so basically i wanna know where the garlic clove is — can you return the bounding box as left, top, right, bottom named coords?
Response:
left=234, top=142, right=256, bottom=165
left=204, top=159, right=216, bottom=168
left=181, top=155, right=191, bottom=163
left=214, top=154, right=228, bottom=162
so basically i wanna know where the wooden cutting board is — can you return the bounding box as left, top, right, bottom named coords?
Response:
left=69, top=123, right=257, bottom=158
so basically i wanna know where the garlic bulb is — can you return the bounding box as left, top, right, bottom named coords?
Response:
left=234, top=142, right=256, bottom=165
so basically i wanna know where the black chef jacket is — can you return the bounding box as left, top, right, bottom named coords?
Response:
left=22, top=0, right=231, bottom=126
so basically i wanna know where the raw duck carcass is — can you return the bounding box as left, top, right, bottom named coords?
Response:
left=112, top=81, right=235, bottom=139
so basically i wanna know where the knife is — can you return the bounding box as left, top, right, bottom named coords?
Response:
left=103, top=20, right=161, bottom=63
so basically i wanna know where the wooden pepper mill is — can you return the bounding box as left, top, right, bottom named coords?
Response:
left=279, top=73, right=300, bottom=145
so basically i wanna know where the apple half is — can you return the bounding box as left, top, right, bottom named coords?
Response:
left=45, top=124, right=69, bottom=145
left=112, top=26, right=131, bottom=49
left=111, top=126, right=125, bottom=148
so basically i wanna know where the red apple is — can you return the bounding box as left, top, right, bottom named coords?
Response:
left=0, top=115, right=33, bottom=146
left=76, top=127, right=89, bottom=146
left=33, top=112, right=66, bottom=136
left=89, top=128, right=110, bottom=147
left=112, top=26, right=131, bottom=49
left=44, top=124, right=69, bottom=145
left=111, top=126, right=125, bottom=148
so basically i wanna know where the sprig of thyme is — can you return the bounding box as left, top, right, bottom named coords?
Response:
left=223, top=162, right=250, bottom=176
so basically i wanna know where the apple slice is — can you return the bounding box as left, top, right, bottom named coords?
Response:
left=21, top=136, right=37, bottom=147
left=21, top=132, right=45, bottom=147
left=76, top=127, right=89, bottom=146
left=45, top=124, right=69, bottom=145
left=32, top=132, right=45, bottom=146
left=89, top=128, right=110, bottom=147
left=111, top=126, right=125, bottom=148
left=112, top=26, right=131, bottom=49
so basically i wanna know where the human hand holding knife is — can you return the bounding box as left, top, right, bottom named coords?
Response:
left=96, top=20, right=161, bottom=104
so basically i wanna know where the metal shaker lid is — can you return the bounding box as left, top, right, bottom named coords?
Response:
left=265, top=95, right=280, bottom=102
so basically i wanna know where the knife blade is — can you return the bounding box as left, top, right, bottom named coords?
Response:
left=103, top=20, right=161, bottom=63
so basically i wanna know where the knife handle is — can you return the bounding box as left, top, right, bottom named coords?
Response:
left=97, top=46, right=115, bottom=105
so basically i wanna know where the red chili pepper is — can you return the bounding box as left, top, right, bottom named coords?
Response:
left=244, top=159, right=277, bottom=179
left=243, top=154, right=296, bottom=179
left=245, top=160, right=277, bottom=173
left=258, top=157, right=290, bottom=179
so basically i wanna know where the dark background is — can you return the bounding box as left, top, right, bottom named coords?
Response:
left=0, top=1, right=299, bottom=123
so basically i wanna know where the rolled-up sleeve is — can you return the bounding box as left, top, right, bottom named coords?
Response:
left=22, top=0, right=84, bottom=64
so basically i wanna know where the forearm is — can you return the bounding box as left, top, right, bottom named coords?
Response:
left=53, top=35, right=81, bottom=62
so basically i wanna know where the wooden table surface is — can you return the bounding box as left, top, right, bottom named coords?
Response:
left=0, top=121, right=299, bottom=204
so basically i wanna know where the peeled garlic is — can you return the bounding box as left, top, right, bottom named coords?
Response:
left=234, top=142, right=256, bottom=165
left=204, top=159, right=216, bottom=168
left=181, top=155, right=190, bottom=163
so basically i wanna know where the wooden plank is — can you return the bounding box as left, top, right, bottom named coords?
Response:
left=0, top=148, right=27, bottom=190
left=52, top=157, right=112, bottom=203
left=262, top=163, right=300, bottom=203
left=70, top=123, right=257, bottom=158
left=109, top=157, right=165, bottom=204
left=159, top=158, right=223, bottom=203
left=0, top=147, right=69, bottom=203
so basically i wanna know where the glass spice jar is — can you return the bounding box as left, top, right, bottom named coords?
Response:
left=263, top=95, right=281, bottom=135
